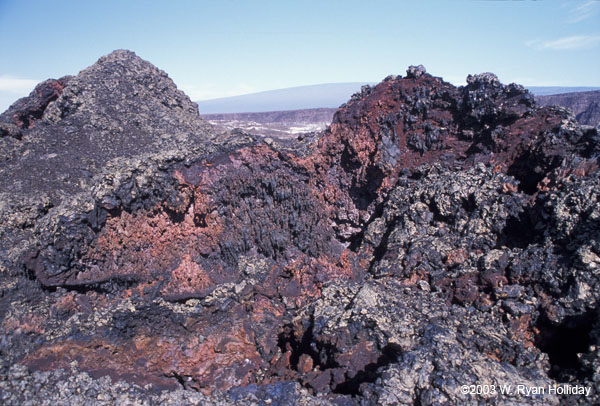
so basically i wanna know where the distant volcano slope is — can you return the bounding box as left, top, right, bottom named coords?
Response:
left=537, top=90, right=600, bottom=127
left=0, top=55, right=599, bottom=405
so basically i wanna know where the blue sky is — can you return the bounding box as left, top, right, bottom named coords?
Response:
left=1, top=0, right=599, bottom=111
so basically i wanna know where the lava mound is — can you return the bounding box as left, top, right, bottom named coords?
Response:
left=0, top=55, right=599, bottom=405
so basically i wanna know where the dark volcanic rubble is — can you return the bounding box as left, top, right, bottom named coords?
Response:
left=0, top=55, right=599, bottom=405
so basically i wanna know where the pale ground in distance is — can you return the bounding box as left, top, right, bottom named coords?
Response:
left=205, top=119, right=330, bottom=139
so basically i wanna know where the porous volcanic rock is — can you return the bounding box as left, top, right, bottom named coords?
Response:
left=0, top=76, right=71, bottom=139
left=1, top=53, right=599, bottom=405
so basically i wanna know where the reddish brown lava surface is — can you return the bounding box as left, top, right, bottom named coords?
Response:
left=20, top=67, right=600, bottom=396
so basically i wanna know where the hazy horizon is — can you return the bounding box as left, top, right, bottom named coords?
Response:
left=194, top=82, right=600, bottom=114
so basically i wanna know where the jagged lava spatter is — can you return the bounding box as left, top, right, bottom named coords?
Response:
left=0, top=55, right=599, bottom=405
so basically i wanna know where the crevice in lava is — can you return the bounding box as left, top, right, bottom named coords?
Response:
left=461, top=193, right=477, bottom=213
left=497, top=207, right=538, bottom=249
left=368, top=215, right=400, bottom=276
left=277, top=317, right=339, bottom=373
left=347, top=166, right=385, bottom=212
left=165, top=371, right=199, bottom=392
left=164, top=206, right=187, bottom=224
left=427, top=200, right=453, bottom=224
left=506, top=152, right=545, bottom=195
left=61, top=277, right=139, bottom=295
left=340, top=145, right=362, bottom=173
left=534, top=308, right=595, bottom=382
left=345, top=200, right=386, bottom=253
left=332, top=343, right=402, bottom=396
left=276, top=319, right=403, bottom=396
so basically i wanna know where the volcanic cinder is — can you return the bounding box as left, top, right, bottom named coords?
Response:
left=0, top=51, right=599, bottom=406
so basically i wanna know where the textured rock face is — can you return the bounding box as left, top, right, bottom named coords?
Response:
left=0, top=50, right=213, bottom=200
left=1, top=53, right=600, bottom=405
left=537, top=90, right=600, bottom=127
left=0, top=77, right=71, bottom=138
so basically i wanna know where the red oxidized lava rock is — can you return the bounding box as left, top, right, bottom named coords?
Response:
left=0, top=77, right=71, bottom=138
left=25, top=301, right=265, bottom=394
left=19, top=141, right=364, bottom=392
left=4, top=54, right=600, bottom=404
left=76, top=144, right=359, bottom=301
left=301, top=68, right=464, bottom=240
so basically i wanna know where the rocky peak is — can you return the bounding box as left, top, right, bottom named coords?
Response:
left=406, top=64, right=427, bottom=79
left=466, top=72, right=500, bottom=86
left=461, top=72, right=535, bottom=123
left=0, top=50, right=215, bottom=203
left=43, top=49, right=200, bottom=123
